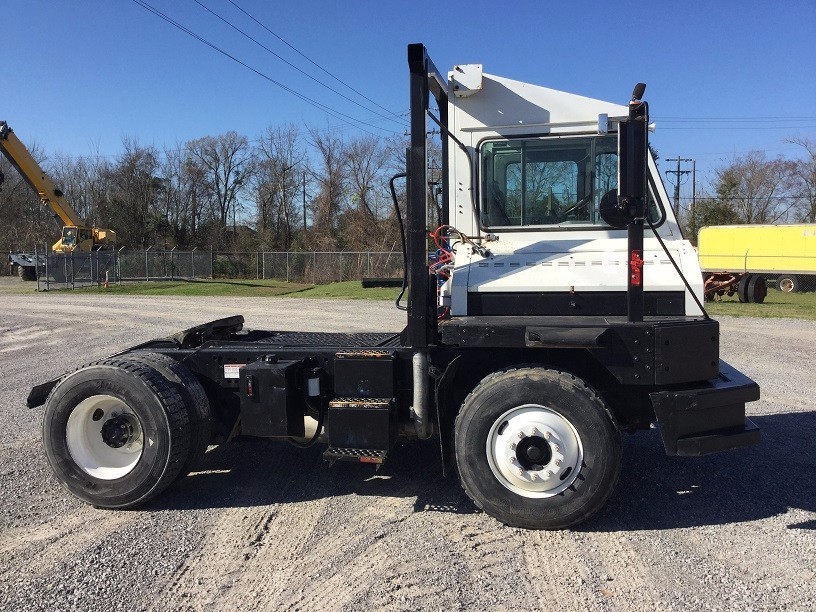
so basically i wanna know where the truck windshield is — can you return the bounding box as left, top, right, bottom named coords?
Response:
left=480, top=135, right=661, bottom=229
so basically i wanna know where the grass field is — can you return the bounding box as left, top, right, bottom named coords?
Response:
left=6, top=276, right=815, bottom=320
left=17, top=278, right=402, bottom=301
left=705, top=288, right=816, bottom=321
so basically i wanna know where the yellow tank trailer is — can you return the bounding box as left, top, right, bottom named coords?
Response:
left=698, top=224, right=816, bottom=300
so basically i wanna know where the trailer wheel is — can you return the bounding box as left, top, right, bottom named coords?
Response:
left=455, top=368, right=620, bottom=530
left=777, top=275, right=799, bottom=293
left=748, top=275, right=767, bottom=303
left=17, top=265, right=37, bottom=281
left=42, top=359, right=191, bottom=508
left=126, top=352, right=213, bottom=479
left=738, top=274, right=751, bottom=303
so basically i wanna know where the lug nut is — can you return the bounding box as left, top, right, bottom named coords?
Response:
left=530, top=473, right=539, bottom=481
left=546, top=470, right=554, bottom=477
left=554, top=459, right=562, bottom=467
left=553, top=444, right=560, bottom=453
left=545, top=431, right=552, bottom=439
left=517, top=468, right=525, bottom=476
left=530, top=427, right=539, bottom=436
left=517, top=431, right=526, bottom=440
left=509, top=442, right=516, bottom=450
left=509, top=456, right=516, bottom=464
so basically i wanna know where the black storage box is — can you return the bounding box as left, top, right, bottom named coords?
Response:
left=239, top=359, right=304, bottom=437
left=333, top=351, right=395, bottom=398
left=327, top=398, right=394, bottom=452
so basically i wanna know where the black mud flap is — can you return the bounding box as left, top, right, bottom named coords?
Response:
left=27, top=379, right=59, bottom=408
left=435, top=356, right=461, bottom=476
left=650, top=360, right=760, bottom=456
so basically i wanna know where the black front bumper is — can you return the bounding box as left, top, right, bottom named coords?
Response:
left=650, top=360, right=760, bottom=456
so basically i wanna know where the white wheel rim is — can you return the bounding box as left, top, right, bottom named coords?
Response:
left=66, top=395, right=144, bottom=480
left=779, top=278, right=793, bottom=292
left=486, top=404, right=583, bottom=498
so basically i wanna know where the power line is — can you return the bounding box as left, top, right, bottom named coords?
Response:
left=656, top=116, right=816, bottom=122
left=226, top=0, right=405, bottom=123
left=678, top=195, right=814, bottom=200
left=192, top=0, right=405, bottom=127
left=658, top=125, right=816, bottom=130
left=130, top=0, right=395, bottom=137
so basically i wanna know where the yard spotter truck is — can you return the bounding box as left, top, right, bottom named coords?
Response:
left=0, top=121, right=116, bottom=281
left=27, top=45, right=760, bottom=530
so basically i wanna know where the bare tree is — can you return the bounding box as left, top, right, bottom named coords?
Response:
left=786, top=137, right=816, bottom=223
left=307, top=128, right=346, bottom=248
left=254, top=125, right=305, bottom=249
left=713, top=151, right=796, bottom=224
left=100, top=138, right=160, bottom=247
left=186, top=132, right=254, bottom=243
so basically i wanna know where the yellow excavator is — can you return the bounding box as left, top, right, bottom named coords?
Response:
left=0, top=121, right=116, bottom=280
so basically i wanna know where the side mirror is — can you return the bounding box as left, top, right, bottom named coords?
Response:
left=617, top=100, right=649, bottom=218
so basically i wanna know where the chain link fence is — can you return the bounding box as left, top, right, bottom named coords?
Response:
left=119, top=248, right=213, bottom=281
left=10, top=245, right=816, bottom=294
left=16, top=247, right=404, bottom=290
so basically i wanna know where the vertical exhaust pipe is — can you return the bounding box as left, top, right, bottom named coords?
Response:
left=412, top=351, right=432, bottom=439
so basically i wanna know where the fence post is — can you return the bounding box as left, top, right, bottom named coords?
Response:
left=313, top=251, right=317, bottom=285
left=191, top=247, right=196, bottom=279
left=118, top=246, right=125, bottom=285
left=145, top=246, right=151, bottom=281
left=262, top=251, right=266, bottom=280
left=256, top=251, right=260, bottom=280
left=286, top=252, right=289, bottom=283
left=70, top=250, right=75, bottom=290
left=170, top=247, right=176, bottom=281
left=367, top=251, right=371, bottom=277
left=95, top=249, right=100, bottom=286
left=210, top=247, right=214, bottom=279
left=35, top=244, right=40, bottom=292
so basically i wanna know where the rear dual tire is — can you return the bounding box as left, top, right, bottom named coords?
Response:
left=126, top=352, right=213, bottom=479
left=738, top=274, right=767, bottom=303
left=43, top=358, right=193, bottom=508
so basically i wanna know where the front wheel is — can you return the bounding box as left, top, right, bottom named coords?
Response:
left=455, top=368, right=620, bottom=530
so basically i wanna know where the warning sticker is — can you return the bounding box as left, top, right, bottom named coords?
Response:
left=223, top=364, right=244, bottom=379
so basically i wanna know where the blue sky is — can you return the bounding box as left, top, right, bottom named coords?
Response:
left=5, top=0, right=815, bottom=197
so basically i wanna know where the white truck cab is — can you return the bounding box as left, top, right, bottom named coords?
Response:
left=441, top=64, right=703, bottom=317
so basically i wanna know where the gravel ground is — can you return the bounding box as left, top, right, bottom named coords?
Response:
left=0, top=288, right=814, bottom=611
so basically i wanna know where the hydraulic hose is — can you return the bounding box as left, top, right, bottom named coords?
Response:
left=389, top=172, right=408, bottom=311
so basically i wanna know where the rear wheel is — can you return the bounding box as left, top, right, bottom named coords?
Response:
left=455, top=367, right=621, bottom=530
left=777, top=275, right=799, bottom=293
left=43, top=358, right=191, bottom=508
left=738, top=274, right=751, bottom=302
left=126, top=352, right=213, bottom=479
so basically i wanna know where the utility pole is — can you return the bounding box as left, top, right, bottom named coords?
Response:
left=302, top=171, right=307, bottom=232
left=665, top=156, right=692, bottom=219
left=691, top=160, right=697, bottom=236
